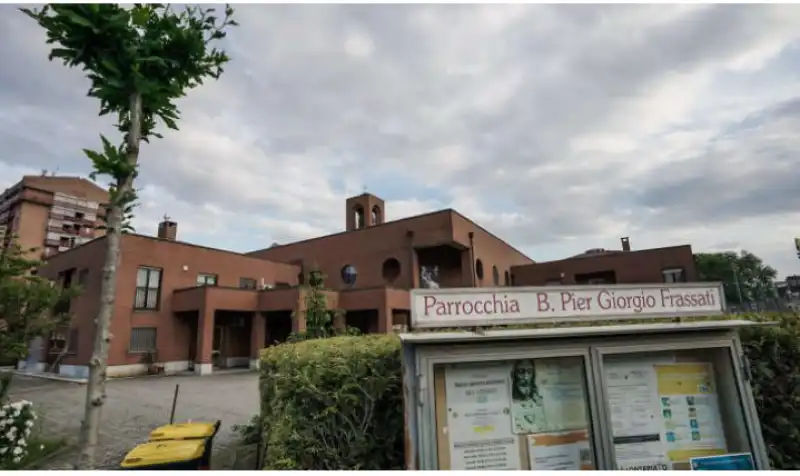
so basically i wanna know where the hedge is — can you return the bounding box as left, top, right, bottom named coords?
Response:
left=259, top=313, right=800, bottom=470
left=259, top=334, right=405, bottom=470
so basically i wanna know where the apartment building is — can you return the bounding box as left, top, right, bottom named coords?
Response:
left=0, top=174, right=109, bottom=259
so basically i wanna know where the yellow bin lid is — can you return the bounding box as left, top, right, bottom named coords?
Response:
left=120, top=440, right=206, bottom=468
left=149, top=421, right=218, bottom=441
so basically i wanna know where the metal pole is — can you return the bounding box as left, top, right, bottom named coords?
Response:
left=169, top=384, right=180, bottom=424
left=732, top=264, right=745, bottom=307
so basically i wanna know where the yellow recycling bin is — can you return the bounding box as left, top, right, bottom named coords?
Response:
left=120, top=421, right=221, bottom=470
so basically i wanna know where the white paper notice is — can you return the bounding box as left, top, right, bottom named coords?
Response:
left=445, top=364, right=521, bottom=470
left=526, top=430, right=593, bottom=470
left=604, top=362, right=670, bottom=470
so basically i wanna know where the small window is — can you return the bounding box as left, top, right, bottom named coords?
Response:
left=372, top=205, right=382, bottom=225
left=59, top=236, right=70, bottom=247
left=492, top=265, right=499, bottom=285
left=475, top=259, right=484, bottom=280
left=239, top=277, right=257, bottom=289
left=48, top=328, right=78, bottom=355
left=75, top=212, right=84, bottom=221
left=77, top=268, right=89, bottom=286
left=504, top=271, right=510, bottom=286
left=62, top=224, right=72, bottom=232
left=129, top=327, right=157, bottom=353
left=135, top=267, right=162, bottom=310
left=197, top=273, right=218, bottom=286
left=354, top=206, right=365, bottom=229
left=382, top=258, right=401, bottom=284
left=662, top=268, right=685, bottom=283
left=341, top=264, right=358, bottom=286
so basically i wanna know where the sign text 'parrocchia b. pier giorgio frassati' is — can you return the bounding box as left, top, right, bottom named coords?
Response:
left=410, top=282, right=725, bottom=329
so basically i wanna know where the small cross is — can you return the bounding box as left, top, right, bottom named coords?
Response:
left=362, top=185, right=368, bottom=194
left=163, top=214, right=171, bottom=222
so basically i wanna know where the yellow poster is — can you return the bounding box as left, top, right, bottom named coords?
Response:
left=654, top=363, right=727, bottom=467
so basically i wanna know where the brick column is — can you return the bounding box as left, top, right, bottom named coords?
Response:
left=292, top=293, right=306, bottom=334
left=377, top=305, right=392, bottom=334
left=250, top=312, right=266, bottom=370
left=195, top=303, right=215, bottom=375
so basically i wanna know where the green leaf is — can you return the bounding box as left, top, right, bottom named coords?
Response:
left=61, top=8, right=94, bottom=29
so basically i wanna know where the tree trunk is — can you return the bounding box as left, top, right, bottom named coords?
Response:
left=75, top=92, right=143, bottom=470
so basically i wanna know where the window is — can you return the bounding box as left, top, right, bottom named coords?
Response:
left=77, top=268, right=89, bottom=286
left=197, top=273, right=218, bottom=286
left=372, top=205, right=382, bottom=225
left=135, top=267, right=162, bottom=310
left=240, top=277, right=257, bottom=289
left=492, top=266, right=499, bottom=285
left=354, top=206, right=365, bottom=229
left=59, top=236, right=70, bottom=247
left=475, top=259, right=484, bottom=281
left=504, top=271, right=510, bottom=286
left=75, top=212, right=84, bottom=221
left=48, top=328, right=78, bottom=355
left=341, top=264, right=358, bottom=286
left=382, top=257, right=401, bottom=284
left=662, top=268, right=685, bottom=283
left=129, top=327, right=157, bottom=353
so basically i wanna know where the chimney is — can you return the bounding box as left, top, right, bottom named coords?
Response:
left=621, top=237, right=631, bottom=252
left=158, top=215, right=177, bottom=241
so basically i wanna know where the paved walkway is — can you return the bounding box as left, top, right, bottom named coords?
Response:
left=7, top=371, right=260, bottom=469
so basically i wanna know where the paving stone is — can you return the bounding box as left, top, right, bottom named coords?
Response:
left=7, top=372, right=260, bottom=469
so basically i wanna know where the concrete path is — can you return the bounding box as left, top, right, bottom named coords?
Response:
left=7, top=371, right=260, bottom=469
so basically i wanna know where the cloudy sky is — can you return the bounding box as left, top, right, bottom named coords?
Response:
left=2, top=4, right=800, bottom=276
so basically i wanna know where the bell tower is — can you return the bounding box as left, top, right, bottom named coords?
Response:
left=346, top=193, right=385, bottom=231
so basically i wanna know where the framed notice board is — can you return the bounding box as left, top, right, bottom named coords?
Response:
left=400, top=321, right=769, bottom=471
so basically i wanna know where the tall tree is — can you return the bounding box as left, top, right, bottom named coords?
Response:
left=694, top=250, right=778, bottom=306
left=0, top=240, right=78, bottom=402
left=21, top=4, right=237, bottom=468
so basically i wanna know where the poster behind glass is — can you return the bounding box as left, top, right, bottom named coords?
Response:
left=604, top=356, right=729, bottom=470
left=441, top=356, right=594, bottom=471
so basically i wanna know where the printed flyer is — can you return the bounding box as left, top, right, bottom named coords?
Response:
left=509, top=358, right=588, bottom=435
left=444, top=364, right=521, bottom=470
left=526, top=430, right=594, bottom=470
left=604, top=361, right=671, bottom=470
left=604, top=359, right=730, bottom=470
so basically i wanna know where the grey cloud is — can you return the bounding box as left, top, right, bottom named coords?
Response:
left=1, top=4, right=800, bottom=275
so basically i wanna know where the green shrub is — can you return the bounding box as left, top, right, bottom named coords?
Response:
left=740, top=318, right=800, bottom=469
left=259, top=334, right=404, bottom=470
left=259, top=312, right=800, bottom=470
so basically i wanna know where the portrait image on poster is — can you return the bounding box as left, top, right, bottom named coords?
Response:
left=510, top=357, right=589, bottom=435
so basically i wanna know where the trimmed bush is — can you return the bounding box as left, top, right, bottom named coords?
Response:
left=259, top=334, right=404, bottom=470
left=739, top=316, right=800, bottom=469
left=259, top=313, right=800, bottom=470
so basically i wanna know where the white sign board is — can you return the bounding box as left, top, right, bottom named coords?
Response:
left=410, top=283, right=725, bottom=329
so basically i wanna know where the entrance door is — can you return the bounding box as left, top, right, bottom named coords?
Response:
left=212, top=325, right=225, bottom=368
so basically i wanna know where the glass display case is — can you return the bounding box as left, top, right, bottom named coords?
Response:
left=400, top=320, right=768, bottom=471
